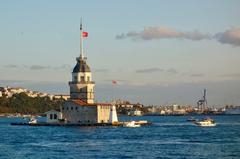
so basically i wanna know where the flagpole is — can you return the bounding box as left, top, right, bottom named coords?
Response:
left=112, top=80, right=117, bottom=103
left=111, top=83, right=114, bottom=103
left=112, top=83, right=116, bottom=103
left=80, top=18, right=84, bottom=59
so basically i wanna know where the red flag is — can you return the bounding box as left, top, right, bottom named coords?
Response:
left=82, top=31, right=88, bottom=37
left=112, top=80, right=117, bottom=85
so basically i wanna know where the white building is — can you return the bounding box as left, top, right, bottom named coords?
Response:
left=129, top=110, right=142, bottom=116
left=62, top=100, right=113, bottom=123
left=53, top=94, right=70, bottom=100
left=45, top=110, right=62, bottom=123
left=8, top=87, right=27, bottom=94
left=160, top=110, right=166, bottom=115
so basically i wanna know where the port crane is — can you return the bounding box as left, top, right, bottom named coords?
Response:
left=197, top=89, right=207, bottom=111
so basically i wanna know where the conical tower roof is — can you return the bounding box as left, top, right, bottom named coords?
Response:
left=72, top=57, right=91, bottom=73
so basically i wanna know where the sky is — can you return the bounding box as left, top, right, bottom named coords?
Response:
left=0, top=0, right=240, bottom=106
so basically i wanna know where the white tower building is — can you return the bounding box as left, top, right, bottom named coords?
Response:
left=68, top=20, right=95, bottom=104
left=61, top=21, right=118, bottom=124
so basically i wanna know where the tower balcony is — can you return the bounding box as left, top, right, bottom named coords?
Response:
left=69, top=81, right=95, bottom=85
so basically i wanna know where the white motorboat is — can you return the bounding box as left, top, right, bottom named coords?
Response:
left=29, top=117, right=37, bottom=124
left=123, top=121, right=141, bottom=128
left=194, top=118, right=216, bottom=127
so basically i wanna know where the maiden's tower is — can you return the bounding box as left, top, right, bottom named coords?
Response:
left=61, top=21, right=118, bottom=124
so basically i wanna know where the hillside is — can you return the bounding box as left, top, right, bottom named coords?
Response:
left=0, top=93, right=64, bottom=114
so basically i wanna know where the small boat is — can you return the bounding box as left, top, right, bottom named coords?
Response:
left=123, top=121, right=141, bottom=128
left=29, top=117, right=37, bottom=124
left=187, top=116, right=197, bottom=122
left=7, top=114, right=15, bottom=118
left=194, top=117, right=216, bottom=127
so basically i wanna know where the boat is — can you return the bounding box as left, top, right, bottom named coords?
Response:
left=187, top=116, right=197, bottom=122
left=123, top=121, right=141, bottom=128
left=29, top=117, right=37, bottom=124
left=7, top=114, right=15, bottom=118
left=194, top=117, right=216, bottom=127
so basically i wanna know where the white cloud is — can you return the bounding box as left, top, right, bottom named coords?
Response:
left=116, top=26, right=211, bottom=41
left=166, top=68, right=178, bottom=74
left=215, top=28, right=240, bottom=46
left=115, top=33, right=125, bottom=39
left=4, top=65, right=18, bottom=68
left=30, top=65, right=50, bottom=70
left=190, top=74, right=205, bottom=77
left=220, top=73, right=240, bottom=79
left=136, top=67, right=164, bottom=73
left=3, top=64, right=71, bottom=70
left=94, top=69, right=110, bottom=73
left=135, top=67, right=179, bottom=74
left=116, top=26, right=240, bottom=46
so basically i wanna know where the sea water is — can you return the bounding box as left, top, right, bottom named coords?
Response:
left=0, top=115, right=239, bottom=159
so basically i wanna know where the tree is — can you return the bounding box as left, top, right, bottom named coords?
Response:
left=0, top=92, right=64, bottom=114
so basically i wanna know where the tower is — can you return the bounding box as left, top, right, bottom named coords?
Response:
left=69, top=20, right=95, bottom=103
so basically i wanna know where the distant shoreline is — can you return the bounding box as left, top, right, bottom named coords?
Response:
left=1, top=113, right=240, bottom=118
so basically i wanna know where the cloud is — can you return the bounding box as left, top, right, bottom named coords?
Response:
left=30, top=64, right=72, bottom=70
left=166, top=68, right=178, bottom=74
left=190, top=73, right=205, bottom=77
left=116, top=26, right=240, bottom=46
left=3, top=64, right=71, bottom=70
left=215, top=28, right=240, bottom=46
left=30, top=65, right=50, bottom=70
left=4, top=65, right=18, bottom=68
left=136, top=67, right=164, bottom=73
left=0, top=79, right=68, bottom=94
left=115, top=33, right=125, bottom=39
left=136, top=67, right=179, bottom=74
left=220, top=73, right=240, bottom=78
left=116, top=26, right=211, bottom=41
left=184, top=31, right=212, bottom=40
left=94, top=69, right=109, bottom=73
left=54, top=64, right=71, bottom=70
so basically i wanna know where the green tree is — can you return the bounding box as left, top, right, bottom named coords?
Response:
left=0, top=93, right=64, bottom=114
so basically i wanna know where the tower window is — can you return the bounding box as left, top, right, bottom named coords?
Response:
left=81, top=76, right=84, bottom=82
left=87, top=76, right=90, bottom=81
left=74, top=76, right=77, bottom=81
